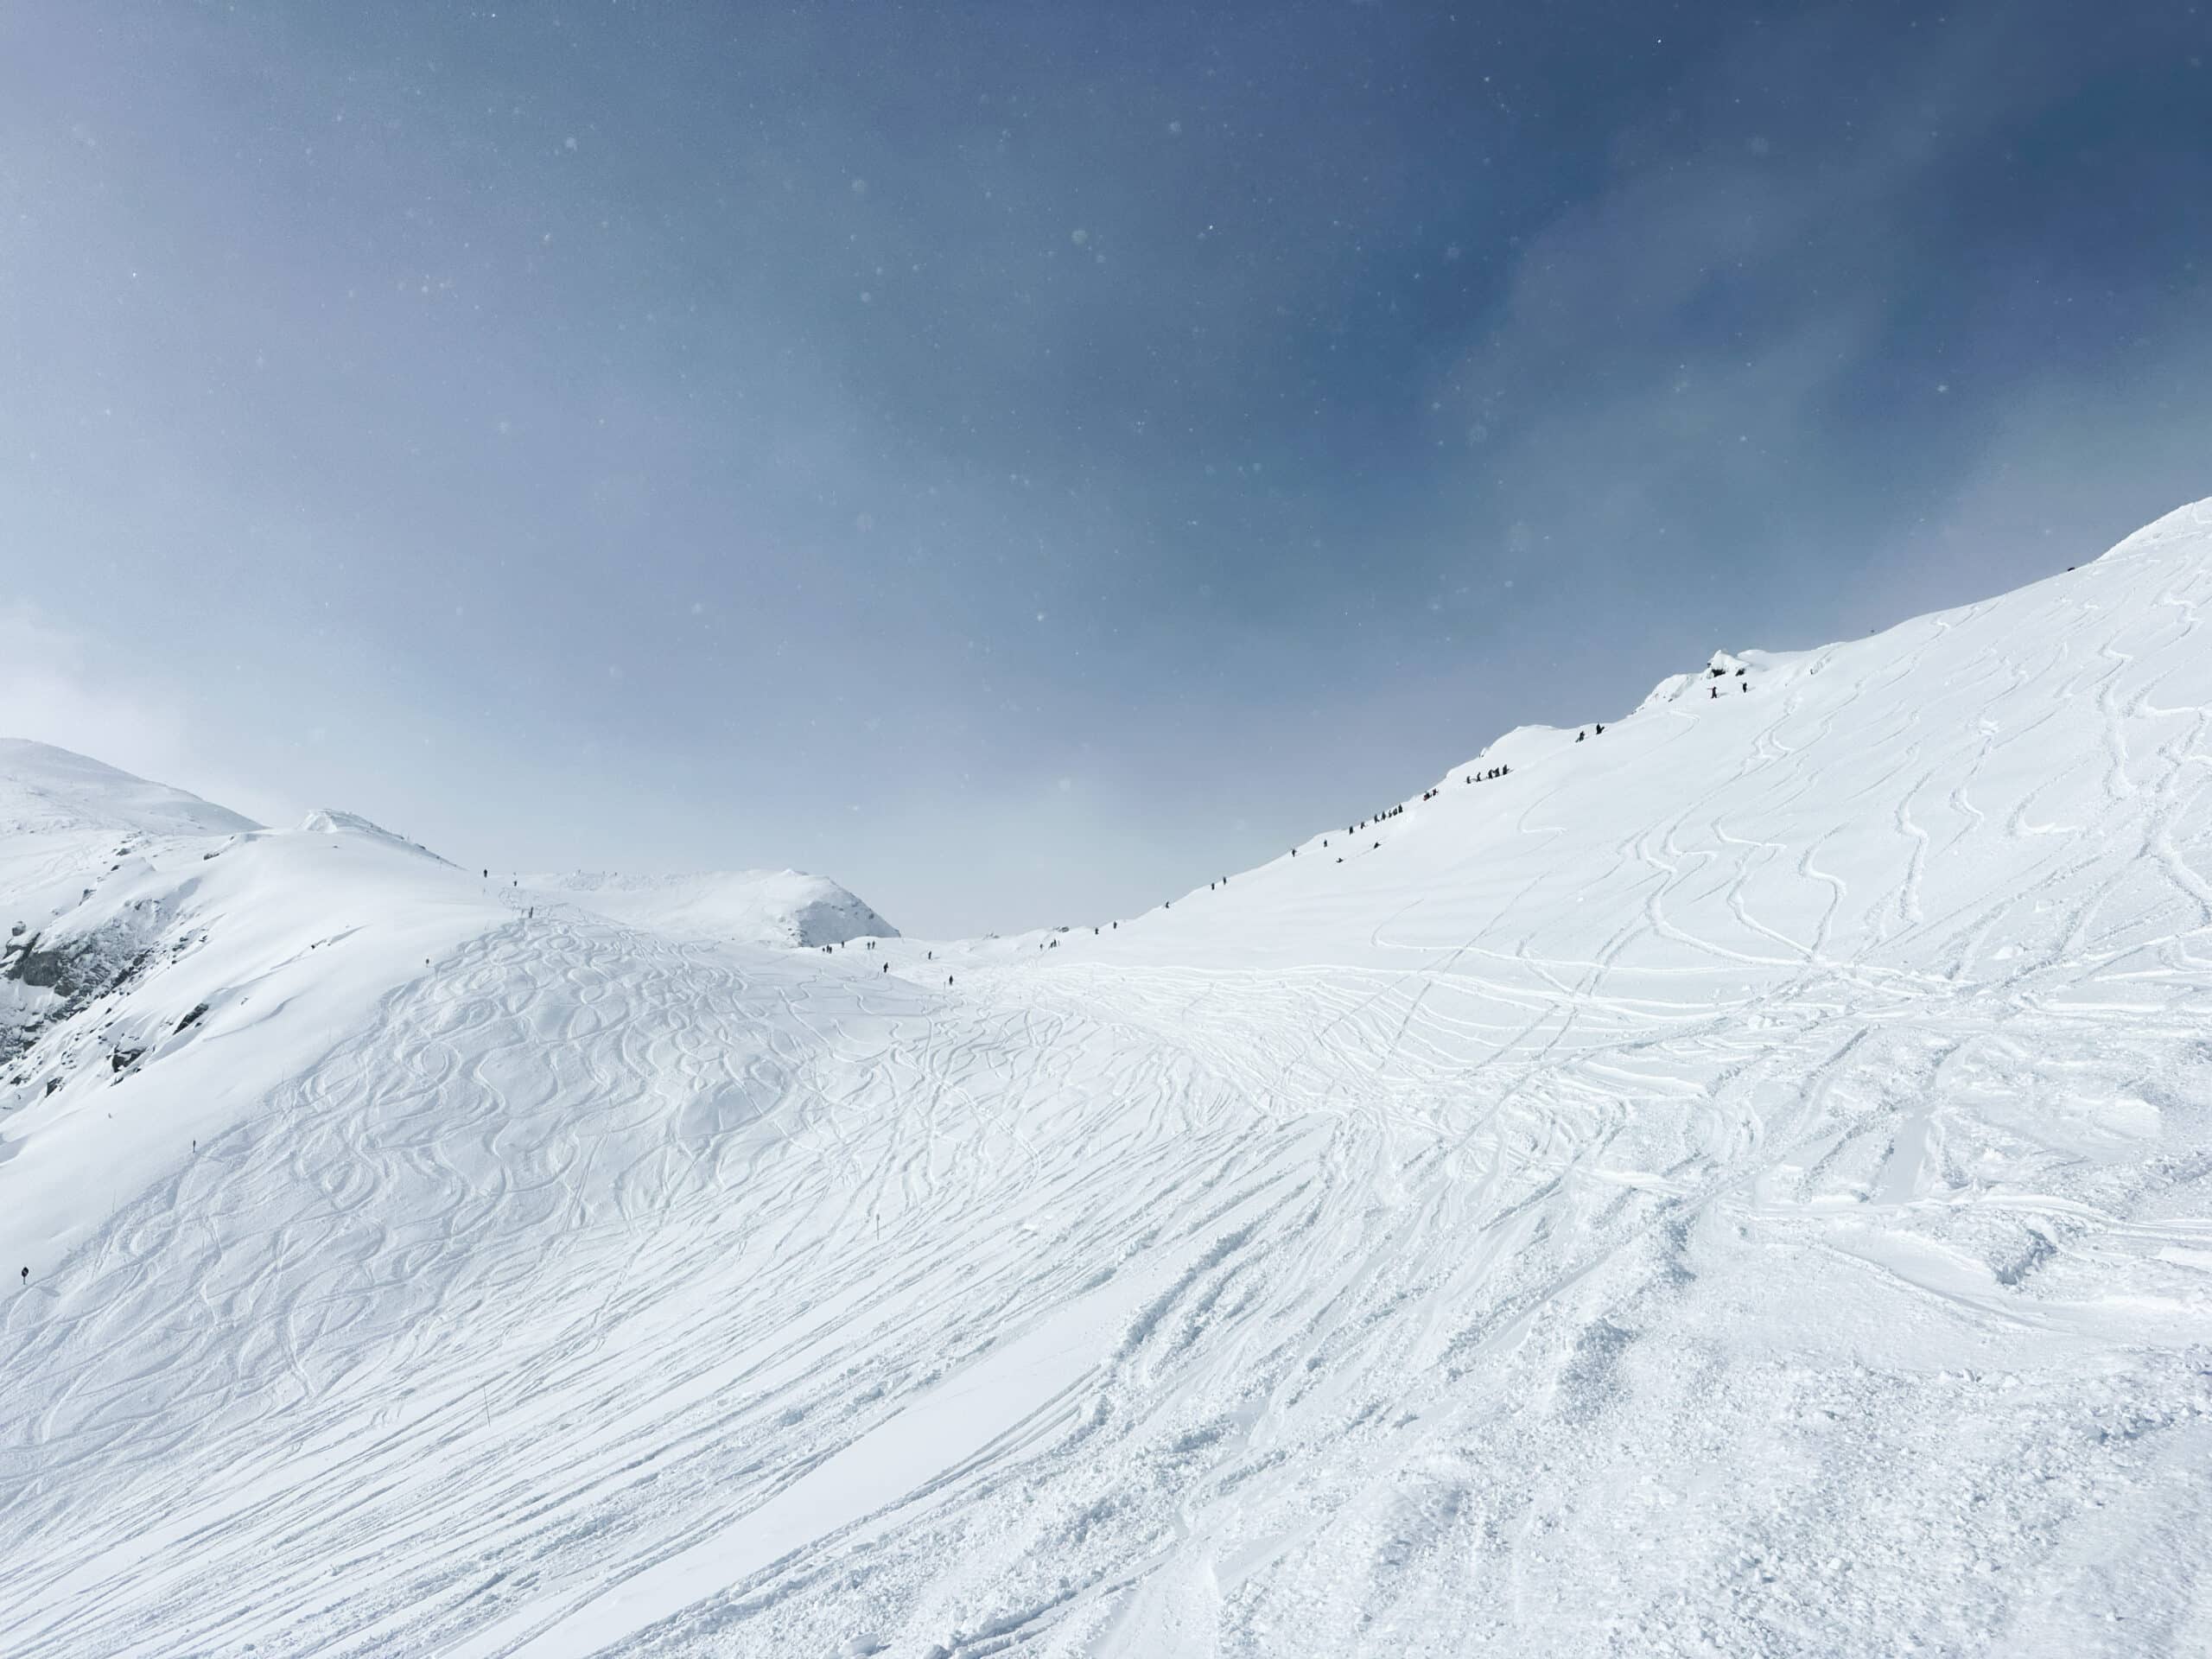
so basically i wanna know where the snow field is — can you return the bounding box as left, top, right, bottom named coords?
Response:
left=2, top=501, right=2211, bottom=1655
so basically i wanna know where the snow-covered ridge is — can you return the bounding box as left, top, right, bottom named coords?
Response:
left=2097, top=493, right=2212, bottom=562
left=525, top=867, right=897, bottom=947
left=297, top=806, right=451, bottom=862
left=0, top=739, right=257, bottom=838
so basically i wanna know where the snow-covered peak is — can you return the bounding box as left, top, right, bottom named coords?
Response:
left=0, top=739, right=258, bottom=838
left=296, top=807, right=448, bottom=862
left=525, top=868, right=897, bottom=948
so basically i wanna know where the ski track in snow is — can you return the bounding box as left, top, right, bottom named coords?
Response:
left=4, top=506, right=2212, bottom=1656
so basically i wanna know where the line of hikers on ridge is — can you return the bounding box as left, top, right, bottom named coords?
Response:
left=846, top=665, right=1758, bottom=981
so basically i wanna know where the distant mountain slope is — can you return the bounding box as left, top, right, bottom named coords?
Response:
left=526, top=868, right=896, bottom=947
left=0, top=740, right=258, bottom=837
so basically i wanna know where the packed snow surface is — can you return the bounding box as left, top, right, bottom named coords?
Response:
left=5, top=502, right=2212, bottom=1656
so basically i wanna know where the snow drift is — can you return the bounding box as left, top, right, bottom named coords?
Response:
left=3, top=501, right=2212, bottom=1658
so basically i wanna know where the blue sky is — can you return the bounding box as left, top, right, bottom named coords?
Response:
left=3, top=2, right=2208, bottom=934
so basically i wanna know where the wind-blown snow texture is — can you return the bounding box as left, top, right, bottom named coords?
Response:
left=5, top=502, right=2212, bottom=1657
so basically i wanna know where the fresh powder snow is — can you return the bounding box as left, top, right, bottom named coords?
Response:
left=3, top=501, right=2212, bottom=1656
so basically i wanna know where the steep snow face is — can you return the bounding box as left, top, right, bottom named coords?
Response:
left=526, top=868, right=897, bottom=947
left=4, top=503, right=2212, bottom=1659
left=0, top=740, right=258, bottom=837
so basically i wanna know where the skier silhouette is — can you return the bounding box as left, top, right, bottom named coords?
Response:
left=17, top=1267, right=24, bottom=1286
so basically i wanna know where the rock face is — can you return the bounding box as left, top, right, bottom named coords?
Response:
left=524, top=868, right=898, bottom=948
left=0, top=742, right=244, bottom=1071
left=1, top=913, right=163, bottom=1069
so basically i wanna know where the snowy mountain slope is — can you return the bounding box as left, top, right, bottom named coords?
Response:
left=0, top=767, right=514, bottom=1276
left=525, top=868, right=897, bottom=948
left=0, top=739, right=258, bottom=838
left=3, top=502, right=2212, bottom=1657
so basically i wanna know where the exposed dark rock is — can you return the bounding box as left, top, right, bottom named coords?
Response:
left=3, top=921, right=164, bottom=1071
